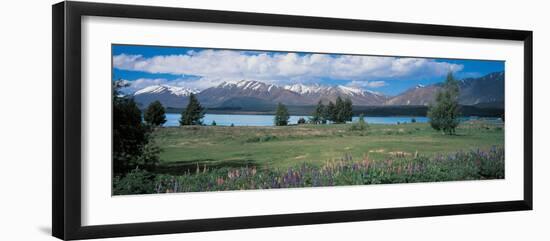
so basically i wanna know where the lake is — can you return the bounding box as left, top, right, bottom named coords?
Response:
left=163, top=113, right=500, bottom=127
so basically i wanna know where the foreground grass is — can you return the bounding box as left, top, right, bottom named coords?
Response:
left=153, top=120, right=503, bottom=173
left=112, top=120, right=504, bottom=195
left=113, top=146, right=504, bottom=195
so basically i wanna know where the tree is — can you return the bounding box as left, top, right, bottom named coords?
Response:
left=144, top=101, right=167, bottom=127
left=112, top=81, right=159, bottom=174
left=180, top=93, right=205, bottom=126
left=334, top=96, right=345, bottom=123
left=343, top=98, right=353, bottom=123
left=211, top=120, right=217, bottom=126
left=333, top=96, right=353, bottom=124
left=427, top=72, right=460, bottom=135
left=358, top=114, right=367, bottom=129
left=310, top=100, right=325, bottom=124
left=274, top=103, right=290, bottom=126
left=325, top=101, right=336, bottom=123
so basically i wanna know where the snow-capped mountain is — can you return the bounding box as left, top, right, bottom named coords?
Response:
left=133, top=85, right=199, bottom=108
left=197, top=80, right=303, bottom=107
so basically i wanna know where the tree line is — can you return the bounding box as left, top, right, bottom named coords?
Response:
left=272, top=96, right=353, bottom=126
left=310, top=96, right=353, bottom=124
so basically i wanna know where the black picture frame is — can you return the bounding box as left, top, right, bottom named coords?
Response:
left=52, top=1, right=533, bottom=240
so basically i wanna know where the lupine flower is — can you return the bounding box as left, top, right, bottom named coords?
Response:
left=114, top=147, right=505, bottom=195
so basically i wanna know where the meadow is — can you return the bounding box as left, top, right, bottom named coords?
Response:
left=155, top=120, right=503, bottom=171
left=113, top=120, right=505, bottom=195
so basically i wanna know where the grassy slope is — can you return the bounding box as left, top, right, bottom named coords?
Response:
left=152, top=120, right=503, bottom=174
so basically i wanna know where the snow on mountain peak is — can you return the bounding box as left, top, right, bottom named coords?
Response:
left=217, top=80, right=387, bottom=97
left=218, top=81, right=233, bottom=88
left=283, top=83, right=383, bottom=97
left=219, top=80, right=276, bottom=92
left=283, top=83, right=323, bottom=95
left=134, top=85, right=198, bottom=96
left=364, top=89, right=384, bottom=96
left=337, top=85, right=365, bottom=96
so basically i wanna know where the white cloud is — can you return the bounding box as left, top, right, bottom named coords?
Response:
left=347, top=80, right=387, bottom=88
left=113, top=50, right=463, bottom=90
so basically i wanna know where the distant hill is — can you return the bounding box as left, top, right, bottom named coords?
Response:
left=459, top=72, right=505, bottom=105
left=386, top=84, right=440, bottom=106
left=386, top=71, right=504, bottom=108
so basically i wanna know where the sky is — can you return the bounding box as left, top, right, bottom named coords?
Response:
left=112, top=44, right=505, bottom=96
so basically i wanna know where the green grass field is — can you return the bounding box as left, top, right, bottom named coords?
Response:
left=151, top=120, right=504, bottom=174
left=113, top=120, right=504, bottom=194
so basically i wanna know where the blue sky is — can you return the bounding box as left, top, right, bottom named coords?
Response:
left=112, top=44, right=504, bottom=96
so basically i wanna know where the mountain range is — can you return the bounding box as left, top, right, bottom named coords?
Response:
left=132, top=71, right=504, bottom=109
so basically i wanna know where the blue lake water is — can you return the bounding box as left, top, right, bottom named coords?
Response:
left=164, top=113, right=499, bottom=127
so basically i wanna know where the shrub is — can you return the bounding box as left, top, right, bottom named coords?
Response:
left=113, top=168, right=156, bottom=195
left=135, top=139, right=161, bottom=171
left=478, top=146, right=505, bottom=178
left=350, top=114, right=368, bottom=131
left=246, top=135, right=278, bottom=143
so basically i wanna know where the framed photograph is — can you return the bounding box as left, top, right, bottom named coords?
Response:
left=52, top=1, right=533, bottom=240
